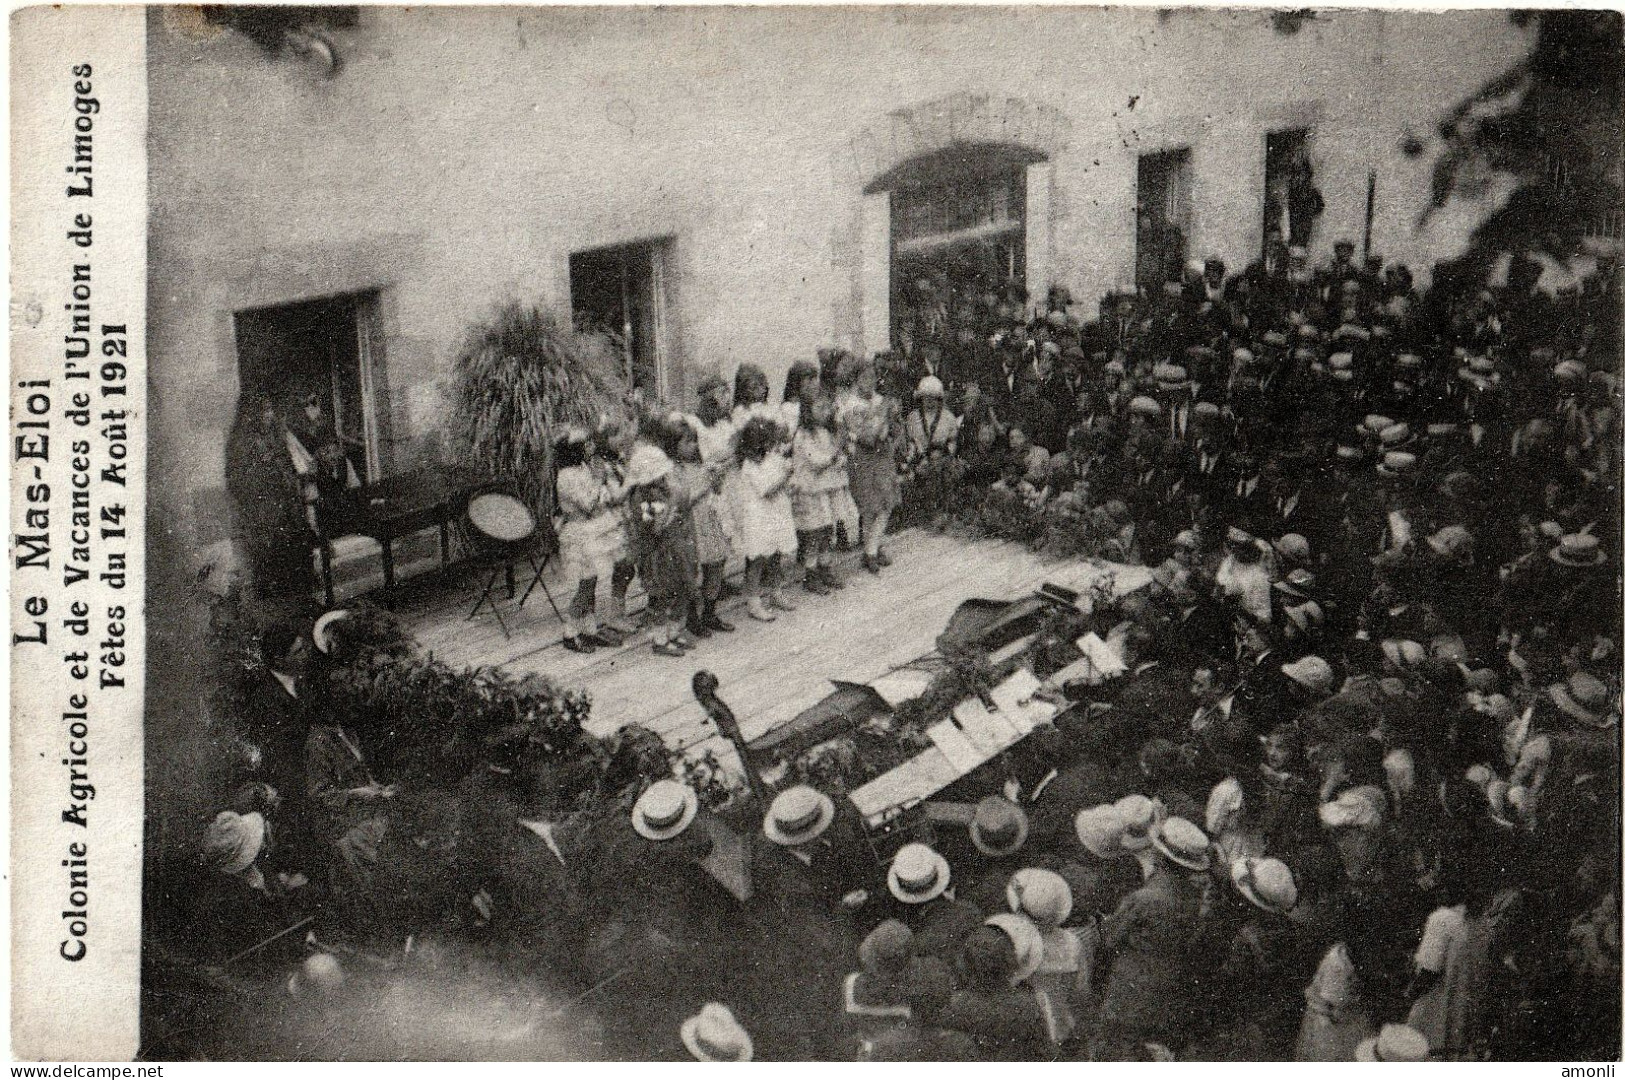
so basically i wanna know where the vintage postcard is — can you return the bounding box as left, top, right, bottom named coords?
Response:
left=8, top=3, right=1622, bottom=1064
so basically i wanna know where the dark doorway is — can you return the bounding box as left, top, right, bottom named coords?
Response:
left=570, top=240, right=673, bottom=399
left=1263, top=128, right=1321, bottom=269
left=1136, top=147, right=1192, bottom=294
left=886, top=146, right=1034, bottom=356
left=233, top=290, right=389, bottom=484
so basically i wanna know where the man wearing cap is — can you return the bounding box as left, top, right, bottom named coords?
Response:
left=759, top=784, right=870, bottom=912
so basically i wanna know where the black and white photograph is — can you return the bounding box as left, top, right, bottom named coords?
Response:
left=9, top=1, right=1624, bottom=1064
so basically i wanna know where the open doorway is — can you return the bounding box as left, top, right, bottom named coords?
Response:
left=233, top=289, right=390, bottom=485
left=569, top=239, right=674, bottom=400
left=1136, top=148, right=1192, bottom=294
left=1263, top=128, right=1322, bottom=270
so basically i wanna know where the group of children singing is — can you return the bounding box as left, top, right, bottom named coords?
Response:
left=552, top=353, right=904, bottom=656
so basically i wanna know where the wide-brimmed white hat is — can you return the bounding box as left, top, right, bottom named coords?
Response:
left=1550, top=532, right=1605, bottom=567
left=632, top=779, right=699, bottom=841
left=762, top=785, right=835, bottom=846
left=887, top=842, right=950, bottom=904
left=312, top=609, right=352, bottom=655
left=1231, top=856, right=1297, bottom=914
left=1006, top=867, right=1073, bottom=928
left=1356, top=1023, right=1429, bottom=1062
left=1075, top=804, right=1128, bottom=859
left=681, top=1002, right=753, bottom=1062
left=984, top=912, right=1045, bottom=985
left=1549, top=672, right=1615, bottom=728
left=915, top=375, right=946, bottom=399
left=202, top=810, right=267, bottom=874
left=1114, top=795, right=1157, bottom=850
left=1149, top=816, right=1211, bottom=872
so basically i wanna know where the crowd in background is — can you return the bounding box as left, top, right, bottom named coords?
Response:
left=196, top=239, right=1621, bottom=1061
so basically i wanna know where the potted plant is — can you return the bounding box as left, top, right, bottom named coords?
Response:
left=449, top=300, right=630, bottom=518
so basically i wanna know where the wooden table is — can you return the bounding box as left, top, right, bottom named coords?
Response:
left=315, top=469, right=484, bottom=606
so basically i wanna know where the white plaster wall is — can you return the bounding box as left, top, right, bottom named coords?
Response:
left=147, top=6, right=1533, bottom=543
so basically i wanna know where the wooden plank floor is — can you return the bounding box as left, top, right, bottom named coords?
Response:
left=394, top=530, right=1111, bottom=771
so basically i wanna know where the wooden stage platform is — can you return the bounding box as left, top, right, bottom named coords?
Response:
left=395, top=529, right=1108, bottom=770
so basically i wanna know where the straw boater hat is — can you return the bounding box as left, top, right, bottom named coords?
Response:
left=1152, top=363, right=1190, bottom=392
left=1007, top=867, right=1074, bottom=928
left=631, top=779, right=699, bottom=841
left=1149, top=816, right=1212, bottom=872
left=1548, top=672, right=1615, bottom=729
left=914, top=375, right=945, bottom=400
left=202, top=810, right=267, bottom=875
left=969, top=795, right=1030, bottom=857
left=1550, top=532, right=1605, bottom=567
left=1192, top=400, right=1222, bottom=422
left=1129, top=395, right=1164, bottom=418
left=762, top=785, right=835, bottom=847
left=984, top=912, right=1045, bottom=985
left=1381, top=639, right=1428, bottom=671
left=887, top=842, right=951, bottom=904
left=312, top=609, right=352, bottom=655
left=1356, top=1023, right=1430, bottom=1062
left=1231, top=856, right=1297, bottom=914
left=1113, top=795, right=1158, bottom=851
left=681, top=1002, right=753, bottom=1062
left=1075, top=804, right=1129, bottom=859
left=1285, top=600, right=1325, bottom=636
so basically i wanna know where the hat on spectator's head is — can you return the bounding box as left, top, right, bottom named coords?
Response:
left=1427, top=525, right=1474, bottom=560
left=1007, top=867, right=1073, bottom=929
left=969, top=795, right=1030, bottom=857
left=1274, top=567, right=1317, bottom=600
left=763, top=785, right=836, bottom=846
left=888, top=842, right=951, bottom=904
left=1129, top=395, right=1163, bottom=418
left=914, top=375, right=945, bottom=400
left=1150, top=816, right=1211, bottom=872
left=632, top=779, right=699, bottom=841
left=1376, top=451, right=1417, bottom=477
left=681, top=1003, right=753, bottom=1062
left=1554, top=359, right=1587, bottom=382
left=1359, top=414, right=1395, bottom=437
left=1281, top=655, right=1335, bottom=695
left=1076, top=804, right=1129, bottom=859
left=984, top=913, right=1044, bottom=985
left=1232, top=856, right=1297, bottom=914
left=1153, top=363, right=1190, bottom=391
left=1355, top=1024, right=1429, bottom=1062
left=1550, top=533, right=1605, bottom=568
left=1549, top=672, right=1614, bottom=728
left=858, top=919, right=914, bottom=979
left=202, top=811, right=267, bottom=875
left=1272, top=533, right=1311, bottom=563
left=1113, top=795, right=1157, bottom=850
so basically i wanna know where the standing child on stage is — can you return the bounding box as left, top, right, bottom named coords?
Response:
left=791, top=394, right=846, bottom=595
left=669, top=412, right=732, bottom=639
left=687, top=373, right=738, bottom=633
left=624, top=430, right=698, bottom=657
left=554, top=428, right=627, bottom=654
left=735, top=415, right=799, bottom=622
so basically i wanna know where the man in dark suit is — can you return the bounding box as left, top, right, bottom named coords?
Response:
left=239, top=619, right=323, bottom=872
